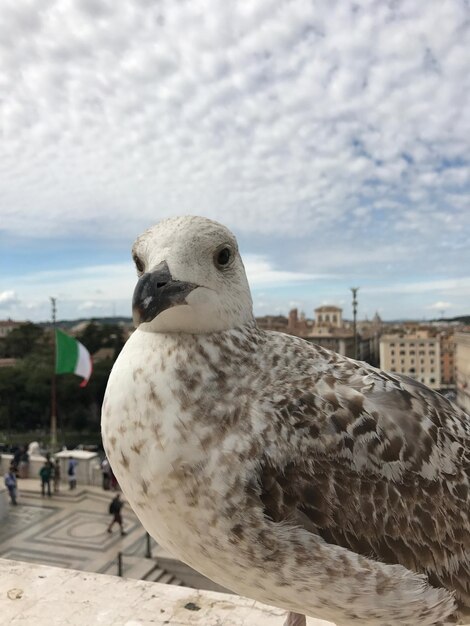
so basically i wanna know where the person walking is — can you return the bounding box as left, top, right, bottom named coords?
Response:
left=107, top=494, right=127, bottom=535
left=101, top=457, right=111, bottom=490
left=39, top=461, right=52, bottom=497
left=4, top=465, right=18, bottom=505
left=11, top=448, right=22, bottom=474
left=67, top=456, right=78, bottom=490
left=53, top=458, right=61, bottom=493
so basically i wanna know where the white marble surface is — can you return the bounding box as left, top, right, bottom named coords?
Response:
left=0, top=558, right=333, bottom=625
left=55, top=450, right=100, bottom=486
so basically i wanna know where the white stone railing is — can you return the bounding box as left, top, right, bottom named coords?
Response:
left=1, top=558, right=332, bottom=625
left=0, top=451, right=101, bottom=486
left=2, top=558, right=469, bottom=625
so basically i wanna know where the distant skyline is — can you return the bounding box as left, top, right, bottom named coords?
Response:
left=1, top=0, right=469, bottom=322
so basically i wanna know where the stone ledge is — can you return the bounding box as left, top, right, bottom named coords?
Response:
left=2, top=558, right=468, bottom=625
left=0, top=558, right=333, bottom=625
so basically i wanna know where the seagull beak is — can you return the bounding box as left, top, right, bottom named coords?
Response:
left=132, top=261, right=197, bottom=325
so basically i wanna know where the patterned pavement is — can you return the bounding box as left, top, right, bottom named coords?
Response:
left=0, top=478, right=154, bottom=575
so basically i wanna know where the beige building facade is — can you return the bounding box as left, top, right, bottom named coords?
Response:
left=315, top=306, right=343, bottom=328
left=380, top=332, right=441, bottom=390
left=455, top=331, right=470, bottom=413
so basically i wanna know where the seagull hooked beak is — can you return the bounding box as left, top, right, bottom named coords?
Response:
left=132, top=260, right=197, bottom=326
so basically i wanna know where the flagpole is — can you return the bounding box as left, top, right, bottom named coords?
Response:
left=50, top=297, right=57, bottom=447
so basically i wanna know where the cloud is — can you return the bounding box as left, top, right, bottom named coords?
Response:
left=363, top=277, right=470, bottom=297
left=0, top=0, right=468, bottom=245
left=244, top=254, right=333, bottom=286
left=0, top=0, right=468, bottom=321
left=78, top=300, right=104, bottom=311
left=0, top=253, right=330, bottom=322
left=0, top=291, right=20, bottom=308
left=428, top=301, right=453, bottom=310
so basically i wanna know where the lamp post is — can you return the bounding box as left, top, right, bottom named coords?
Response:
left=351, top=287, right=359, bottom=359
left=50, top=297, right=57, bottom=447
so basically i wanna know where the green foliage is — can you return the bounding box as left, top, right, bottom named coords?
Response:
left=0, top=323, right=44, bottom=358
left=0, top=320, right=124, bottom=439
left=76, top=321, right=125, bottom=358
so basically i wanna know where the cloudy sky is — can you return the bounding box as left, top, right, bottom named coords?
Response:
left=1, top=0, right=469, bottom=323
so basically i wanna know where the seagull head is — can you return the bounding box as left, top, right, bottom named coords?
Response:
left=131, top=216, right=254, bottom=333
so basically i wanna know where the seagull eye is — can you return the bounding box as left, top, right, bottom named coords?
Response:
left=133, top=255, right=145, bottom=274
left=214, top=246, right=232, bottom=269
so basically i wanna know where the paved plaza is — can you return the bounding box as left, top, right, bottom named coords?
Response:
left=0, top=477, right=224, bottom=591
left=0, top=478, right=150, bottom=574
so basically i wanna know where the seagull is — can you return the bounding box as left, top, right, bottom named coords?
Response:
left=102, top=215, right=470, bottom=626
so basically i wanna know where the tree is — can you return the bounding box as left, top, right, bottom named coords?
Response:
left=76, top=321, right=125, bottom=358
left=0, top=319, right=127, bottom=441
left=1, top=323, right=44, bottom=358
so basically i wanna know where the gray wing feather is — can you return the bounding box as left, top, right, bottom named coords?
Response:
left=256, top=330, right=470, bottom=608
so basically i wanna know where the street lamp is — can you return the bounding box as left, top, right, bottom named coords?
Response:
left=351, top=287, right=359, bottom=359
left=50, top=297, right=57, bottom=447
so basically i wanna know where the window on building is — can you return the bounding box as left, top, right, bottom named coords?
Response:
left=390, top=343, right=395, bottom=347
left=391, top=350, right=395, bottom=355
left=409, top=367, right=415, bottom=373
left=430, top=377, right=435, bottom=383
left=400, top=350, right=405, bottom=355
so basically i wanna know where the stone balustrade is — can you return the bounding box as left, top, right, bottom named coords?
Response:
left=1, top=558, right=333, bottom=625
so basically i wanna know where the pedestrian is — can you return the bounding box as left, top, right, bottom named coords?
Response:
left=4, top=465, right=18, bottom=505
left=101, top=457, right=111, bottom=490
left=67, top=456, right=78, bottom=490
left=12, top=448, right=22, bottom=475
left=18, top=447, right=30, bottom=478
left=39, top=461, right=52, bottom=497
left=53, top=458, right=61, bottom=493
left=107, top=494, right=127, bottom=535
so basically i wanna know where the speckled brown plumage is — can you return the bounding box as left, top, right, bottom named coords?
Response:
left=102, top=216, right=470, bottom=626
left=178, top=323, right=470, bottom=610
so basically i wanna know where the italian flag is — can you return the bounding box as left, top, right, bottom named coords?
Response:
left=55, top=330, right=93, bottom=387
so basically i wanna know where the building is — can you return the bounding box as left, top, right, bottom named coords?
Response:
left=306, top=326, right=354, bottom=355
left=439, top=331, right=456, bottom=388
left=256, top=307, right=380, bottom=365
left=0, top=319, right=25, bottom=338
left=92, top=347, right=115, bottom=363
left=255, top=315, right=289, bottom=333
left=0, top=358, right=16, bottom=367
left=287, top=309, right=310, bottom=336
left=455, top=332, right=470, bottom=413
left=380, top=331, right=441, bottom=389
left=314, top=306, right=342, bottom=328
